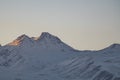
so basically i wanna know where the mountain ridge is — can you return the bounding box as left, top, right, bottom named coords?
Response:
left=6, top=32, right=74, bottom=51
left=0, top=32, right=120, bottom=80
left=4, top=32, right=120, bottom=51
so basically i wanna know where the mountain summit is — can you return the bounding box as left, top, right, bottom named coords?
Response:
left=8, top=34, right=34, bottom=46
left=109, top=43, right=120, bottom=49
left=37, top=32, right=74, bottom=50
left=7, top=32, right=74, bottom=50
left=37, top=32, right=61, bottom=42
left=99, top=43, right=120, bottom=53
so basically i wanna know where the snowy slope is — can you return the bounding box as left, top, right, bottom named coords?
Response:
left=0, top=32, right=120, bottom=80
left=47, top=44, right=120, bottom=80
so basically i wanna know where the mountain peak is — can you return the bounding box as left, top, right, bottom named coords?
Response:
left=37, top=32, right=61, bottom=43
left=8, top=34, right=32, bottom=46
left=109, top=43, right=120, bottom=49
left=35, top=32, right=74, bottom=50
left=41, top=32, right=52, bottom=36
left=16, top=34, right=30, bottom=41
left=100, top=43, right=120, bottom=53
left=40, top=32, right=57, bottom=39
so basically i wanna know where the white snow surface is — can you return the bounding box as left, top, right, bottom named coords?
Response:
left=0, top=32, right=120, bottom=80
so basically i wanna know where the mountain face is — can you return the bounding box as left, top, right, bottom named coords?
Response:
left=0, top=32, right=120, bottom=80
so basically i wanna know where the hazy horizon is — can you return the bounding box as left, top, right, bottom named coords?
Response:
left=0, top=0, right=120, bottom=50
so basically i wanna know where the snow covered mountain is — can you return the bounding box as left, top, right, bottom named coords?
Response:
left=7, top=32, right=74, bottom=51
left=0, top=32, right=120, bottom=80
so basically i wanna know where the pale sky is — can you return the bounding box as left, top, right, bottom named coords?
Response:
left=0, top=0, right=120, bottom=50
